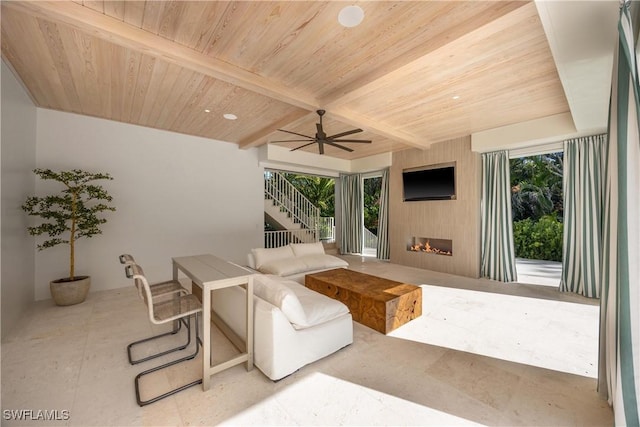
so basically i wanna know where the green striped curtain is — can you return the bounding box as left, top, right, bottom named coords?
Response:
left=376, top=168, right=390, bottom=260
left=560, top=134, right=607, bottom=298
left=480, top=151, right=517, bottom=282
left=598, top=1, right=640, bottom=424
left=339, top=173, right=363, bottom=254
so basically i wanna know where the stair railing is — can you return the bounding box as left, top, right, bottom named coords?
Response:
left=264, top=171, right=320, bottom=232
left=363, top=227, right=378, bottom=251
left=318, top=217, right=335, bottom=242
left=264, top=229, right=318, bottom=248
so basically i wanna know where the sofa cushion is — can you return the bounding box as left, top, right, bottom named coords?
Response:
left=253, top=275, right=306, bottom=326
left=289, top=242, right=325, bottom=257
left=287, top=282, right=350, bottom=330
left=258, top=257, right=307, bottom=276
left=253, top=275, right=349, bottom=329
left=298, top=254, right=348, bottom=271
left=257, top=254, right=348, bottom=276
left=251, top=245, right=295, bottom=269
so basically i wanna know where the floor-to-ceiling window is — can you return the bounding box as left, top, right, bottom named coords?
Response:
left=510, top=150, right=564, bottom=286
left=362, top=174, right=382, bottom=257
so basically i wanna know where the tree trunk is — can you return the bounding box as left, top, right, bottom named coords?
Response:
left=70, top=192, right=76, bottom=280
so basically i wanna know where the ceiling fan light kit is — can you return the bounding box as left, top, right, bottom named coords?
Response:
left=272, top=110, right=372, bottom=155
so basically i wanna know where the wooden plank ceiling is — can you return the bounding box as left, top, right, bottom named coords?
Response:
left=1, top=1, right=569, bottom=160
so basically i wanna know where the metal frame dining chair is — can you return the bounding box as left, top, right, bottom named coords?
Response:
left=119, top=254, right=191, bottom=365
left=119, top=254, right=186, bottom=300
left=125, top=263, right=203, bottom=406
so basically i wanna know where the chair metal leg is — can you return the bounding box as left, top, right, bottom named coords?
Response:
left=134, top=313, right=203, bottom=407
left=127, top=318, right=190, bottom=365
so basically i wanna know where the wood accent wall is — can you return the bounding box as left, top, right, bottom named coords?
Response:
left=390, top=137, right=481, bottom=278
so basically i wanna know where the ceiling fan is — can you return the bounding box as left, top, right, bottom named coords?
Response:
left=271, top=110, right=371, bottom=155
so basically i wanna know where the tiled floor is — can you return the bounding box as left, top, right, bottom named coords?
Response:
left=1, top=256, right=612, bottom=426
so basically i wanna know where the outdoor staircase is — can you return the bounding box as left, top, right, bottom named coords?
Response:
left=264, top=199, right=305, bottom=231
left=264, top=171, right=320, bottom=247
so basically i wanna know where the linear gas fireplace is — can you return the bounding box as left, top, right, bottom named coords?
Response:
left=407, top=237, right=452, bottom=256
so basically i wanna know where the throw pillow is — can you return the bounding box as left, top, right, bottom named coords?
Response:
left=253, top=275, right=307, bottom=326
left=251, top=245, right=295, bottom=269
left=297, top=254, right=349, bottom=271
left=258, top=258, right=307, bottom=276
left=253, top=275, right=349, bottom=329
left=289, top=242, right=325, bottom=257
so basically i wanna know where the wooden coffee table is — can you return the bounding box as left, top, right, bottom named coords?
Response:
left=305, top=268, right=422, bottom=334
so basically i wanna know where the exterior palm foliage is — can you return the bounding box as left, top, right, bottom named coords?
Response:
left=510, top=153, right=564, bottom=261
left=282, top=172, right=382, bottom=236
left=282, top=173, right=335, bottom=217
left=363, top=177, right=382, bottom=235
left=511, top=182, right=555, bottom=220
left=510, top=153, right=563, bottom=221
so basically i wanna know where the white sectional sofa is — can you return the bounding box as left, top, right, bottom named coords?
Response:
left=247, top=242, right=348, bottom=283
left=211, top=244, right=353, bottom=380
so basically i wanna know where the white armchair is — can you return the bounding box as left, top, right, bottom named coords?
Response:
left=211, top=274, right=353, bottom=380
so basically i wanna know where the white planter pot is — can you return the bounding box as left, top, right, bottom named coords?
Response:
left=50, top=276, right=91, bottom=306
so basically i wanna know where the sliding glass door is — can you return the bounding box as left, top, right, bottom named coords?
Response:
left=362, top=174, right=382, bottom=257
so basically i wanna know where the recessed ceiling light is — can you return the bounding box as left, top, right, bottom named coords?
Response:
left=338, top=5, right=364, bottom=28
left=204, top=109, right=211, bottom=113
left=223, top=113, right=238, bottom=120
left=452, top=95, right=460, bottom=100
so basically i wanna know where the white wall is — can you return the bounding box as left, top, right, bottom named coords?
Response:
left=258, top=144, right=392, bottom=176
left=471, top=113, right=578, bottom=153
left=34, top=110, right=263, bottom=300
left=1, top=60, right=37, bottom=338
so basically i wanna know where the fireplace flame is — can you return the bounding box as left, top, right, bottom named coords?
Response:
left=409, top=240, right=452, bottom=256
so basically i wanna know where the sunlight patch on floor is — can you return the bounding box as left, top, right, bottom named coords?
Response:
left=389, top=285, right=599, bottom=378
left=516, top=258, right=562, bottom=287
left=220, top=372, right=481, bottom=426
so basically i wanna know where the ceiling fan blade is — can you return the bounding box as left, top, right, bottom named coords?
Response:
left=324, top=141, right=354, bottom=152
left=279, top=110, right=370, bottom=155
left=271, top=139, right=314, bottom=143
left=277, top=129, right=314, bottom=139
left=290, top=142, right=318, bottom=152
left=327, top=128, right=363, bottom=139
left=332, top=139, right=372, bottom=143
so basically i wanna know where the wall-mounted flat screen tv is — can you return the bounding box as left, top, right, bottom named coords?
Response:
left=402, top=165, right=456, bottom=201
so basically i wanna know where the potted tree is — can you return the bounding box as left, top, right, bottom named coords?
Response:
left=22, top=168, right=116, bottom=306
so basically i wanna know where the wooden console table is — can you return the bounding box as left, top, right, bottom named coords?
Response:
left=172, top=254, right=254, bottom=391
left=305, top=268, right=422, bottom=334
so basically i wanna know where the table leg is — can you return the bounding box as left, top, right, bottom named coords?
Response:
left=202, top=284, right=211, bottom=391
left=172, top=262, right=178, bottom=281
left=246, top=277, right=254, bottom=371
